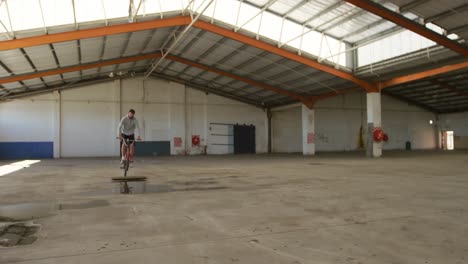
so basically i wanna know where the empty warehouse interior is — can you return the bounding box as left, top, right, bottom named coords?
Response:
left=0, top=0, right=467, bottom=263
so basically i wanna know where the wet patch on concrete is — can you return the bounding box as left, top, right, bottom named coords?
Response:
left=309, top=162, right=324, bottom=166
left=145, top=184, right=228, bottom=193
left=58, top=200, right=110, bottom=210
left=77, top=176, right=229, bottom=196
left=0, top=203, right=56, bottom=221
left=167, top=179, right=219, bottom=186
left=0, top=223, right=39, bottom=247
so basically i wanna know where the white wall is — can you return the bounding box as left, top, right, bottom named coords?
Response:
left=439, top=112, right=468, bottom=136
left=0, top=80, right=442, bottom=156
left=439, top=112, right=468, bottom=149
left=271, top=90, right=437, bottom=152
left=0, top=93, right=56, bottom=143
left=271, top=106, right=301, bottom=153
left=0, top=76, right=267, bottom=157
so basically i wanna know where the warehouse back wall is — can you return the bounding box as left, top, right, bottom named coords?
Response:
left=271, top=91, right=438, bottom=152
left=439, top=112, right=468, bottom=149
left=1, top=75, right=461, bottom=158
left=0, top=76, right=268, bottom=158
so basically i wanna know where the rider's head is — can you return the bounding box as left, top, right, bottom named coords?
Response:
left=128, top=109, right=135, bottom=119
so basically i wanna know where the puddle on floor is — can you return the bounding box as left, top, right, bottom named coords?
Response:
left=167, top=179, right=219, bottom=185
left=0, top=199, right=111, bottom=247
left=0, top=203, right=56, bottom=221
left=0, top=223, right=39, bottom=247
left=145, top=184, right=228, bottom=193
left=78, top=178, right=229, bottom=196
left=0, top=203, right=48, bottom=247
left=58, top=200, right=110, bottom=210
left=0, top=200, right=111, bottom=221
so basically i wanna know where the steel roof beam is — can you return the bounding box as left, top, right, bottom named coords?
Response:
left=144, top=0, right=215, bottom=78
left=0, top=16, right=191, bottom=51
left=302, top=1, right=346, bottom=26
left=0, top=15, right=375, bottom=91
left=1, top=50, right=313, bottom=106
left=162, top=67, right=257, bottom=95
left=193, top=19, right=375, bottom=91
left=431, top=80, right=468, bottom=98
left=346, top=2, right=467, bottom=43
left=383, top=90, right=439, bottom=112
left=0, top=53, right=164, bottom=84
left=379, top=61, right=468, bottom=90
left=163, top=29, right=207, bottom=76
left=343, top=0, right=468, bottom=56
left=283, top=0, right=310, bottom=17
left=425, top=3, right=468, bottom=24
left=128, top=28, right=159, bottom=71
left=115, top=32, right=133, bottom=71
left=399, top=0, right=431, bottom=13
left=396, top=88, right=451, bottom=97
left=432, top=101, right=468, bottom=109
left=0, top=59, right=28, bottom=89
left=164, top=54, right=313, bottom=105
left=49, top=43, right=65, bottom=83
left=407, top=92, right=461, bottom=102
left=197, top=44, right=251, bottom=83
left=150, top=73, right=264, bottom=108
left=449, top=24, right=468, bottom=35
left=222, top=51, right=272, bottom=86
left=240, top=0, right=346, bottom=42
left=424, top=97, right=468, bottom=105
left=184, top=38, right=228, bottom=81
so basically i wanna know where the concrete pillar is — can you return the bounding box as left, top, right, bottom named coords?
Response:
left=53, top=91, right=61, bottom=158
left=301, top=105, right=315, bottom=155
left=267, top=109, right=272, bottom=154
left=366, top=92, right=382, bottom=157
left=113, top=79, right=121, bottom=156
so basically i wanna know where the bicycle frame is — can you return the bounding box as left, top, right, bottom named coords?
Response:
left=120, top=138, right=135, bottom=194
left=121, top=138, right=135, bottom=177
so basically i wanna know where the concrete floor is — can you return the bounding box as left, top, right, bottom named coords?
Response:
left=1, top=151, right=467, bottom=263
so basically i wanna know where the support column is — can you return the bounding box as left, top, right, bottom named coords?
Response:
left=267, top=108, right=272, bottom=154
left=301, top=105, right=315, bottom=155
left=113, top=79, right=122, bottom=156
left=366, top=92, right=382, bottom=157
left=53, top=91, right=61, bottom=158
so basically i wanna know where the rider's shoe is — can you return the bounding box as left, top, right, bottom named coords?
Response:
left=120, top=159, right=125, bottom=169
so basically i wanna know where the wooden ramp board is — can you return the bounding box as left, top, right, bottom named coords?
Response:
left=112, top=176, right=147, bottom=182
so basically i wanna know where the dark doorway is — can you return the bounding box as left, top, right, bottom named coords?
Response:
left=233, top=124, right=256, bottom=154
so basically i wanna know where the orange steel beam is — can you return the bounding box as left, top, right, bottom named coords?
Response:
left=0, top=16, right=190, bottom=51
left=164, top=54, right=312, bottom=105
left=304, top=87, right=362, bottom=107
left=379, top=61, right=468, bottom=89
left=0, top=53, right=162, bottom=84
left=0, top=15, right=375, bottom=92
left=344, top=0, right=468, bottom=57
left=0, top=52, right=310, bottom=106
left=193, top=20, right=376, bottom=92
left=314, top=87, right=361, bottom=101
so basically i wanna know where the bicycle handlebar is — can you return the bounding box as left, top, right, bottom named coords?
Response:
left=117, top=137, right=141, bottom=147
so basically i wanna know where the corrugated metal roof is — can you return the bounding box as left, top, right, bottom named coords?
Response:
left=0, top=3, right=466, bottom=112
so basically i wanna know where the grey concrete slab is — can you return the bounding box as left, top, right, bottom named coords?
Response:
left=0, top=151, right=467, bottom=263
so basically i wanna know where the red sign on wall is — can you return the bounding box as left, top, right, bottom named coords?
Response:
left=174, top=137, right=182, bottom=147
left=307, top=132, right=315, bottom=144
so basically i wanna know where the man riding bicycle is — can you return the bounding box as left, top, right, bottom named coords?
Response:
left=117, top=109, right=141, bottom=167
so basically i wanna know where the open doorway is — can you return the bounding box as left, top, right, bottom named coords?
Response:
left=441, top=131, right=455, bottom=150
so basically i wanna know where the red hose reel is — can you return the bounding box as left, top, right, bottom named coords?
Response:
left=373, top=127, right=388, bottom=142
left=192, top=135, right=200, bottom=146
